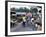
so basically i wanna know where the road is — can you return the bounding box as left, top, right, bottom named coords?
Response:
left=10, top=21, right=37, bottom=32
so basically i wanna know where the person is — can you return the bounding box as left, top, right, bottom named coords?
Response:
left=26, top=12, right=32, bottom=22
left=31, top=17, right=34, bottom=23
left=22, top=16, right=26, bottom=27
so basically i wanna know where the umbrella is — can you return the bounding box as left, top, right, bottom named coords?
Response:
left=26, top=12, right=32, bottom=17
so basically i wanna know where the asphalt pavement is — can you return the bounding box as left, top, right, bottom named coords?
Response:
left=10, top=21, right=37, bottom=32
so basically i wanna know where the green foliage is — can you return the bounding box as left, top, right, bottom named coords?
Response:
left=10, top=8, right=16, bottom=11
left=10, top=7, right=38, bottom=13
left=19, top=7, right=24, bottom=12
left=23, top=7, right=29, bottom=12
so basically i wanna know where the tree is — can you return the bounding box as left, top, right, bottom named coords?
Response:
left=15, top=7, right=30, bottom=12
left=24, top=7, right=29, bottom=12
left=30, top=8, right=38, bottom=16
left=10, top=8, right=16, bottom=12
left=10, top=8, right=16, bottom=15
left=32, top=8, right=38, bottom=13
left=15, top=8, right=19, bottom=12
left=19, top=7, right=24, bottom=12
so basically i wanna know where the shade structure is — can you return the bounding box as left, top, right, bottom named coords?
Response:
left=26, top=12, right=32, bottom=17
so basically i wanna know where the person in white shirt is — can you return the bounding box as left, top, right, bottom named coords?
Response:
left=22, top=16, right=26, bottom=27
